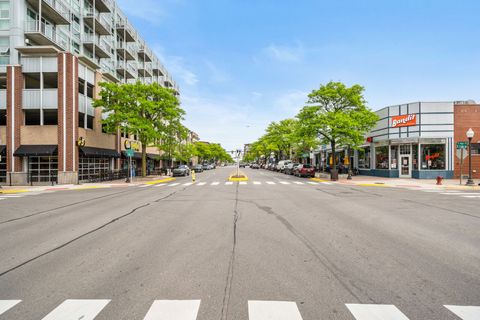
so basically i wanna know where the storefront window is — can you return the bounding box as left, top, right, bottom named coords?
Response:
left=79, top=157, right=111, bottom=181
left=421, top=144, right=445, bottom=170
left=390, top=146, right=398, bottom=169
left=358, top=147, right=370, bottom=169
left=412, top=144, right=418, bottom=170
left=375, top=146, right=389, bottom=169
left=29, top=156, right=58, bottom=182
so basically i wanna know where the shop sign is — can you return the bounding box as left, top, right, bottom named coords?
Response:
left=76, top=137, right=86, bottom=147
left=124, top=140, right=141, bottom=151
left=391, top=114, right=417, bottom=128
left=425, top=153, right=440, bottom=161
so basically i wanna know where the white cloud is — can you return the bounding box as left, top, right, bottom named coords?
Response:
left=273, top=90, right=309, bottom=115
left=263, top=42, right=305, bottom=62
left=152, top=46, right=199, bottom=86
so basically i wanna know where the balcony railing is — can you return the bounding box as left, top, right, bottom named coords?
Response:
left=26, top=0, right=70, bottom=24
left=84, top=7, right=112, bottom=35
left=23, top=89, right=58, bottom=109
left=25, top=20, right=67, bottom=49
left=44, top=0, right=70, bottom=22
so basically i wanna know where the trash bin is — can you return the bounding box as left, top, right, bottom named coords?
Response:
left=436, top=176, right=443, bottom=185
left=330, top=169, right=339, bottom=181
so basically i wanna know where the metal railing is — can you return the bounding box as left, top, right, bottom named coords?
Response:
left=25, top=20, right=66, bottom=49
left=84, top=7, right=112, bottom=31
left=44, top=0, right=70, bottom=22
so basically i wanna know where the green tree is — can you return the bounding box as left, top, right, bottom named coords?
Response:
left=94, top=81, right=185, bottom=177
left=296, top=81, right=378, bottom=178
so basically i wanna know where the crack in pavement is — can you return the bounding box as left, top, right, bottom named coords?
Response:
left=220, top=183, right=240, bottom=320
left=243, top=199, right=377, bottom=304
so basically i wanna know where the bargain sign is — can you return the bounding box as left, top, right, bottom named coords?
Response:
left=391, top=114, right=417, bottom=128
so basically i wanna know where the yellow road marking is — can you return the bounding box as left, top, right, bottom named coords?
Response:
left=0, top=189, right=29, bottom=194
left=309, top=178, right=329, bottom=182
left=144, top=177, right=176, bottom=185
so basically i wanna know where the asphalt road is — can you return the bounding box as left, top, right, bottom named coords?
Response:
left=0, top=167, right=479, bottom=319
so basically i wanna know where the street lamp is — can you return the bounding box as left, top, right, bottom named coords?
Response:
left=466, top=128, right=475, bottom=186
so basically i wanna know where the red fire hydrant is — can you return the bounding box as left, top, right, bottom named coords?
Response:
left=436, top=176, right=443, bottom=185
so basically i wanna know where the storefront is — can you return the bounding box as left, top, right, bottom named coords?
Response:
left=355, top=102, right=455, bottom=179
left=78, top=147, right=120, bottom=182
left=13, top=145, right=59, bottom=183
left=0, top=145, right=6, bottom=183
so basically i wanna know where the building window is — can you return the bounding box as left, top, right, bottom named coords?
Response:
left=421, top=144, right=446, bottom=170
left=24, top=110, right=41, bottom=125
left=0, top=109, right=6, bottom=125
left=78, top=112, right=85, bottom=128
left=358, top=147, right=370, bottom=169
left=0, top=36, right=9, bottom=64
left=375, top=146, right=389, bottom=169
left=86, top=115, right=94, bottom=129
left=470, top=143, right=479, bottom=155
left=79, top=157, right=111, bottom=181
left=43, top=109, right=58, bottom=125
left=412, top=144, right=419, bottom=169
left=390, top=145, right=398, bottom=169
left=0, top=1, right=10, bottom=30
left=28, top=156, right=58, bottom=183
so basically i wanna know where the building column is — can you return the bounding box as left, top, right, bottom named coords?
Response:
left=57, top=52, right=79, bottom=184
left=6, top=65, right=25, bottom=185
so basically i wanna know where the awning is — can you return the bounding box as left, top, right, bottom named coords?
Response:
left=147, top=153, right=160, bottom=160
left=14, top=145, right=57, bottom=156
left=122, top=151, right=143, bottom=159
left=0, top=145, right=5, bottom=155
left=80, top=147, right=120, bottom=158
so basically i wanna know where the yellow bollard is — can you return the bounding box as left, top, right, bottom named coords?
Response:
left=192, top=170, right=196, bottom=182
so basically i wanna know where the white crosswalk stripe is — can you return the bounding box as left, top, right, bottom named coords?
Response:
left=154, top=183, right=166, bottom=187
left=293, top=181, right=304, bottom=185
left=225, top=182, right=233, bottom=185
left=346, top=304, right=410, bottom=320
left=139, top=184, right=151, bottom=188
left=307, top=182, right=318, bottom=185
left=445, top=305, right=480, bottom=320
left=197, top=182, right=206, bottom=186
left=41, top=299, right=110, bottom=320
left=248, top=301, right=303, bottom=320
left=0, top=300, right=21, bottom=316
left=239, top=181, right=247, bottom=185
left=183, top=182, right=193, bottom=186
left=266, top=181, right=275, bottom=185
left=253, top=181, right=262, bottom=185
left=168, top=183, right=180, bottom=187
left=462, top=195, right=480, bottom=198
left=211, top=182, right=220, bottom=186
left=143, top=300, right=201, bottom=320
left=279, top=181, right=290, bottom=185
left=321, top=182, right=333, bottom=185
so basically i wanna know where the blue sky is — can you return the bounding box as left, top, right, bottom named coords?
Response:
left=118, top=0, right=480, bottom=151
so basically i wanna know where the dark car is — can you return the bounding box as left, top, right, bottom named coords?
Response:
left=294, top=164, right=315, bottom=178
left=250, top=163, right=260, bottom=169
left=239, top=162, right=246, bottom=168
left=172, top=165, right=190, bottom=177
left=192, top=164, right=203, bottom=172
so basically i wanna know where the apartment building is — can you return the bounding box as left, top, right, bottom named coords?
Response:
left=0, top=0, right=180, bottom=185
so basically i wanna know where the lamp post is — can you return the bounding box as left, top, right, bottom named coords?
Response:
left=466, top=128, right=475, bottom=186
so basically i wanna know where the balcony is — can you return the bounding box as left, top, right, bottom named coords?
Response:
left=116, top=61, right=137, bottom=79
left=100, top=59, right=118, bottom=82
left=92, top=0, right=112, bottom=13
left=152, top=63, right=165, bottom=76
left=23, top=89, right=58, bottom=109
left=138, top=44, right=153, bottom=62
left=138, top=61, right=152, bottom=77
left=116, top=42, right=136, bottom=61
left=24, top=21, right=67, bottom=50
left=83, top=34, right=112, bottom=58
left=84, top=8, right=112, bottom=36
left=115, top=22, right=136, bottom=42
left=26, top=0, right=70, bottom=25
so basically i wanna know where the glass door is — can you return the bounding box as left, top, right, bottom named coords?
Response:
left=400, top=155, right=411, bottom=178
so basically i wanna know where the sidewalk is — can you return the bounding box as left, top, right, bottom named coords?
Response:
left=314, top=172, right=480, bottom=190
left=0, top=175, right=174, bottom=194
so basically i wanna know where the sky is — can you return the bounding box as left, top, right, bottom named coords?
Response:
left=117, top=0, right=480, bottom=152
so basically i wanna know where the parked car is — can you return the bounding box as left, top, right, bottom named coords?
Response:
left=202, top=163, right=210, bottom=170
left=172, top=165, right=190, bottom=177
left=294, top=164, right=315, bottom=178
left=250, top=163, right=260, bottom=169
left=284, top=162, right=299, bottom=175
left=239, top=162, right=246, bottom=168
left=276, top=160, right=292, bottom=172
left=192, top=164, right=203, bottom=172
left=267, top=163, right=276, bottom=170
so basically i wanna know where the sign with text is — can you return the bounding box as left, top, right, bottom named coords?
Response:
left=456, top=141, right=468, bottom=149
left=391, top=114, right=417, bottom=128
left=125, top=149, right=134, bottom=157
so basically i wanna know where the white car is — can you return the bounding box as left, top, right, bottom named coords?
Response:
left=276, top=160, right=292, bottom=172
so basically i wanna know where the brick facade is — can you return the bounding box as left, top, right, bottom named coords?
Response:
left=454, top=104, right=480, bottom=179
left=6, top=65, right=23, bottom=173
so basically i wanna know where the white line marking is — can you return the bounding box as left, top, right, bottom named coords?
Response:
left=0, top=300, right=21, bottom=315
left=280, top=181, right=290, bottom=185
left=143, top=300, right=201, bottom=320
left=307, top=182, right=318, bottom=185
left=321, top=182, right=333, bottom=185
left=248, top=301, right=303, bottom=320
left=225, top=182, right=233, bottom=185
left=346, top=304, right=410, bottom=320
left=0, top=198, right=5, bottom=200
left=293, top=181, right=304, bottom=185
left=441, top=193, right=480, bottom=195
left=239, top=181, right=247, bottom=185
left=0, top=195, right=23, bottom=198
left=266, top=181, right=275, bottom=185
left=154, top=184, right=166, bottom=187
left=41, top=299, right=110, bottom=320
left=139, top=184, right=151, bottom=188
left=168, top=183, right=180, bottom=187
left=462, top=195, right=480, bottom=198
left=197, top=182, right=206, bottom=186
left=253, top=181, right=262, bottom=185
left=211, top=182, right=219, bottom=186
left=445, top=305, right=480, bottom=320
left=183, top=182, right=193, bottom=186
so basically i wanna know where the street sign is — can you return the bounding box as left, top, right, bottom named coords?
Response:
left=456, top=141, right=468, bottom=149
left=125, top=149, right=134, bottom=157
left=456, top=148, right=468, bottom=160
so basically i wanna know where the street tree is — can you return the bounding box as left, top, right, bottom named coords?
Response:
left=296, top=81, right=378, bottom=179
left=94, top=81, right=185, bottom=177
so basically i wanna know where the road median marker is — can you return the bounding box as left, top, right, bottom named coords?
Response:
left=309, top=177, right=330, bottom=183
left=0, top=189, right=29, bottom=194
left=229, top=170, right=248, bottom=182
left=144, top=177, right=176, bottom=185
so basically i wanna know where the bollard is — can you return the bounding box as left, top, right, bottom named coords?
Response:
left=192, top=170, right=196, bottom=182
left=436, top=176, right=443, bottom=185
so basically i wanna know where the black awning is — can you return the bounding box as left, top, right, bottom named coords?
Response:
left=0, top=145, right=5, bottom=155
left=122, top=151, right=143, bottom=159
left=80, top=147, right=120, bottom=158
left=147, top=153, right=160, bottom=160
left=14, top=145, right=57, bottom=156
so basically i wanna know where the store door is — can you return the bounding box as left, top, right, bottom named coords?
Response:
left=400, top=155, right=411, bottom=178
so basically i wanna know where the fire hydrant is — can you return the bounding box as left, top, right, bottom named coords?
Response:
left=436, top=176, right=443, bottom=185
left=191, top=170, right=196, bottom=182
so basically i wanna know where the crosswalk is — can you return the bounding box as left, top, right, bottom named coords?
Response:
left=0, top=299, right=477, bottom=319
left=148, top=180, right=331, bottom=188
left=412, top=188, right=480, bottom=199
left=0, top=190, right=55, bottom=201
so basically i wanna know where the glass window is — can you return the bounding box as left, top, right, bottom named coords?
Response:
left=86, top=115, right=94, bottom=129
left=358, top=147, right=371, bottom=169
left=421, top=144, right=446, bottom=170
left=25, top=110, right=41, bottom=125
left=78, top=112, right=85, bottom=128
left=0, top=36, right=8, bottom=65
left=390, top=146, right=398, bottom=169
left=29, top=156, right=58, bottom=183
left=0, top=1, right=9, bottom=30
left=43, top=110, right=58, bottom=125
left=0, top=109, right=6, bottom=125
left=412, top=144, right=419, bottom=169
left=471, top=143, right=480, bottom=155
left=375, top=146, right=389, bottom=169
left=79, top=157, right=112, bottom=181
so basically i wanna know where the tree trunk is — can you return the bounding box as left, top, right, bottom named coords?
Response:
left=330, top=140, right=338, bottom=181
left=141, top=143, right=147, bottom=177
